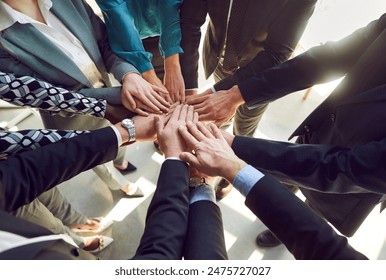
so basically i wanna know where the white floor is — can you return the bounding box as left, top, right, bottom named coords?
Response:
left=1, top=0, right=386, bottom=260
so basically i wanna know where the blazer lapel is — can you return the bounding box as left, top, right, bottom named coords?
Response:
left=51, top=0, right=103, bottom=70
left=1, top=23, right=91, bottom=86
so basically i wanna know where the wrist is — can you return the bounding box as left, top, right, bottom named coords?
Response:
left=229, top=85, right=245, bottom=106
left=121, top=118, right=136, bottom=143
left=164, top=54, right=180, bottom=69
left=122, top=72, right=140, bottom=83
left=222, top=158, right=247, bottom=183
left=141, top=69, right=157, bottom=81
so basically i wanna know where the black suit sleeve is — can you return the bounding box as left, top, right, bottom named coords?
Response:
left=179, top=0, right=208, bottom=89
left=236, top=14, right=386, bottom=107
left=183, top=201, right=228, bottom=260
left=133, top=160, right=190, bottom=260
left=0, top=127, right=118, bottom=212
left=232, top=136, right=386, bottom=195
left=245, top=174, right=367, bottom=259
left=214, top=0, right=317, bottom=91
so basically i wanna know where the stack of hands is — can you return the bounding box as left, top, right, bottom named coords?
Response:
left=122, top=104, right=247, bottom=184
left=120, top=71, right=244, bottom=129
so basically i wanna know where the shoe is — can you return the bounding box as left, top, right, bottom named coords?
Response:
left=215, top=178, right=233, bottom=200
left=71, top=217, right=113, bottom=234
left=120, top=183, right=144, bottom=198
left=83, top=235, right=114, bottom=253
left=115, top=161, right=137, bottom=173
left=255, top=230, right=282, bottom=248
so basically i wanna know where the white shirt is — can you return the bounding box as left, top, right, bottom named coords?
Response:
left=0, top=0, right=104, bottom=88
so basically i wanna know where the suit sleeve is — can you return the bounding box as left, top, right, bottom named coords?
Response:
left=214, top=0, right=317, bottom=90
left=245, top=174, right=367, bottom=259
left=236, top=14, right=386, bottom=107
left=232, top=136, right=386, bottom=195
left=0, top=127, right=118, bottom=212
left=179, top=0, right=208, bottom=89
left=183, top=200, right=227, bottom=260
left=133, top=160, right=189, bottom=260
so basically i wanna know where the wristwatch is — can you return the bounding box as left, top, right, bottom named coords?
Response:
left=189, top=176, right=208, bottom=188
left=121, top=118, right=136, bottom=143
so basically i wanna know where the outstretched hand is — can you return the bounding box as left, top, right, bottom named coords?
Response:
left=185, top=86, right=244, bottom=127
left=121, top=73, right=171, bottom=116
left=155, top=104, right=198, bottom=157
left=178, top=122, right=246, bottom=182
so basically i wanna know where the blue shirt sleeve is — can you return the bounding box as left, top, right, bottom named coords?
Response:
left=96, top=0, right=153, bottom=73
left=157, top=0, right=184, bottom=58
left=232, top=165, right=265, bottom=197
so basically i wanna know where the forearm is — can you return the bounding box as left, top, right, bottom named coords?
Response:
left=134, top=160, right=189, bottom=260
left=232, top=136, right=386, bottom=195
left=245, top=174, right=367, bottom=260
left=0, top=127, right=118, bottom=212
left=91, top=0, right=140, bottom=80
left=0, top=72, right=107, bottom=117
left=235, top=16, right=383, bottom=107
left=0, top=129, right=89, bottom=160
left=158, top=0, right=183, bottom=58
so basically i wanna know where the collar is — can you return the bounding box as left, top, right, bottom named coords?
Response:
left=0, top=0, right=52, bottom=31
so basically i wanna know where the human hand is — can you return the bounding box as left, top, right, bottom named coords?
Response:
left=121, top=72, right=170, bottom=116
left=185, top=86, right=244, bottom=127
left=178, top=122, right=247, bottom=182
left=164, top=54, right=186, bottom=103
left=141, top=69, right=173, bottom=104
left=155, top=104, right=198, bottom=157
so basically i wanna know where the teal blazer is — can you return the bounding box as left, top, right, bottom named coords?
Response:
left=0, top=0, right=138, bottom=104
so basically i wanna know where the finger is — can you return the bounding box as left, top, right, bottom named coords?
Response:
left=137, top=103, right=159, bottom=114
left=169, top=104, right=183, bottom=122
left=179, top=152, right=200, bottom=167
left=185, top=94, right=209, bottom=105
left=155, top=116, right=164, bottom=136
left=186, top=105, right=194, bottom=122
left=193, top=112, right=199, bottom=124
left=189, top=100, right=210, bottom=112
left=197, top=112, right=213, bottom=122
left=178, top=124, right=199, bottom=148
left=147, top=93, right=170, bottom=113
left=134, top=107, right=149, bottom=116
left=125, top=92, right=137, bottom=110
left=196, top=122, right=215, bottom=139
left=178, top=104, right=189, bottom=121
left=208, top=122, right=224, bottom=139
left=153, top=91, right=171, bottom=108
left=180, top=90, right=186, bottom=103
left=186, top=121, right=207, bottom=142
left=152, top=84, right=169, bottom=95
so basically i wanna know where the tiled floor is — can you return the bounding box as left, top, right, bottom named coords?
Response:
left=2, top=0, right=386, bottom=260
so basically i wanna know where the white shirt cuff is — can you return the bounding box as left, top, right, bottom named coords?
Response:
left=110, top=125, right=122, bottom=147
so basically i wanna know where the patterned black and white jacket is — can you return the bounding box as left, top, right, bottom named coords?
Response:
left=0, top=72, right=107, bottom=159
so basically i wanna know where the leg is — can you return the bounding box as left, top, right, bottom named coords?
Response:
left=233, top=103, right=268, bottom=137
left=37, top=188, right=87, bottom=226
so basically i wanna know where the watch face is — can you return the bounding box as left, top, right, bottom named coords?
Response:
left=122, top=119, right=132, bottom=127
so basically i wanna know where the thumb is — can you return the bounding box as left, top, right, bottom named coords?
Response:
left=179, top=152, right=200, bottom=167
